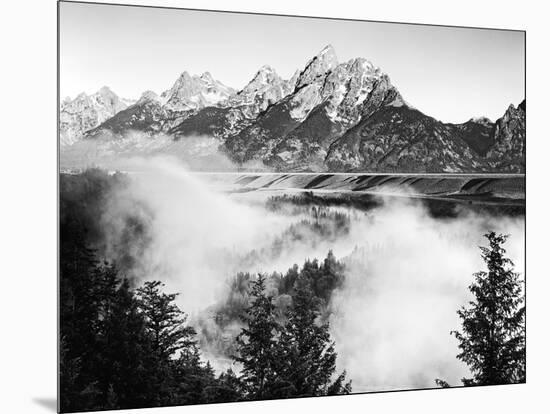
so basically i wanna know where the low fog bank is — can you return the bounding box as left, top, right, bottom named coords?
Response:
left=60, top=132, right=270, bottom=172
left=330, top=196, right=524, bottom=391
left=97, top=157, right=525, bottom=391
left=101, top=156, right=288, bottom=310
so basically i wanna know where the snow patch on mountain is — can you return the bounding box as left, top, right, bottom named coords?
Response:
left=60, top=45, right=525, bottom=173
left=160, top=71, right=235, bottom=111
left=296, top=44, right=339, bottom=89
left=60, top=87, right=134, bottom=146
left=289, top=84, right=324, bottom=120
left=227, top=65, right=296, bottom=118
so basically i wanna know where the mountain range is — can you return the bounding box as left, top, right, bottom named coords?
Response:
left=60, top=45, right=525, bottom=173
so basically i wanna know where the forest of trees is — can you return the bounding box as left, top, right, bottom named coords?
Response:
left=60, top=171, right=351, bottom=412
left=60, top=170, right=525, bottom=412
left=60, top=243, right=352, bottom=411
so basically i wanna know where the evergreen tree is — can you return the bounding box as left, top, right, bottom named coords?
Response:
left=135, top=281, right=198, bottom=406
left=59, top=336, right=83, bottom=411
left=235, top=274, right=285, bottom=400
left=452, top=232, right=525, bottom=386
left=326, top=371, right=352, bottom=395
left=170, top=348, right=218, bottom=405
left=136, top=281, right=197, bottom=360
left=279, top=264, right=299, bottom=295
left=207, top=368, right=244, bottom=403
left=59, top=240, right=106, bottom=412
left=279, top=275, right=351, bottom=397
left=316, top=250, right=345, bottom=303
left=96, top=277, right=153, bottom=409
left=60, top=172, right=356, bottom=410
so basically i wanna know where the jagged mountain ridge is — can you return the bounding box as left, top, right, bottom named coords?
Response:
left=82, top=72, right=237, bottom=140
left=60, top=45, right=525, bottom=173
left=60, top=86, right=134, bottom=146
left=486, top=101, right=526, bottom=172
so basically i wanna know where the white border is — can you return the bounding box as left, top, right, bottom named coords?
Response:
left=1, top=1, right=547, bottom=413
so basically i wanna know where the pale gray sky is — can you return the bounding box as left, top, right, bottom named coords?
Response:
left=59, top=1, right=525, bottom=123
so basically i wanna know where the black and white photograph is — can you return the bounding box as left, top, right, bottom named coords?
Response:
left=9, top=0, right=550, bottom=413
left=55, top=1, right=528, bottom=412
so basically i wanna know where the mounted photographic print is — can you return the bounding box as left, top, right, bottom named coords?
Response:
left=58, top=1, right=526, bottom=412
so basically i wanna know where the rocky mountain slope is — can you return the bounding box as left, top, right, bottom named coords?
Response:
left=486, top=100, right=526, bottom=172
left=60, top=86, right=134, bottom=146
left=60, top=46, right=525, bottom=173
left=81, top=72, right=236, bottom=141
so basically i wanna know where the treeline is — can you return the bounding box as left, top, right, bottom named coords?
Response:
left=238, top=208, right=351, bottom=271
left=60, top=170, right=526, bottom=412
left=60, top=172, right=351, bottom=412
left=266, top=192, right=525, bottom=218
left=60, top=244, right=351, bottom=412
left=60, top=170, right=351, bottom=412
left=198, top=252, right=346, bottom=358
left=265, top=192, right=382, bottom=213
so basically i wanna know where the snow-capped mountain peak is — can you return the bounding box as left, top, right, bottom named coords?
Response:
left=137, top=90, right=161, bottom=104
left=226, top=65, right=293, bottom=116
left=60, top=87, right=133, bottom=146
left=61, top=46, right=525, bottom=174
left=241, top=65, right=282, bottom=93
left=199, top=71, right=215, bottom=83
left=247, top=65, right=279, bottom=87
left=160, top=71, right=235, bottom=110
left=296, top=45, right=339, bottom=89
left=285, top=47, right=395, bottom=125
left=319, top=44, right=337, bottom=59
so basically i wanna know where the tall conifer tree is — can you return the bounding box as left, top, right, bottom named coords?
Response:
left=235, top=275, right=284, bottom=399
left=453, top=232, right=525, bottom=385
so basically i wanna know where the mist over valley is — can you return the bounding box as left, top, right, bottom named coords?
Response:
left=60, top=157, right=524, bottom=392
